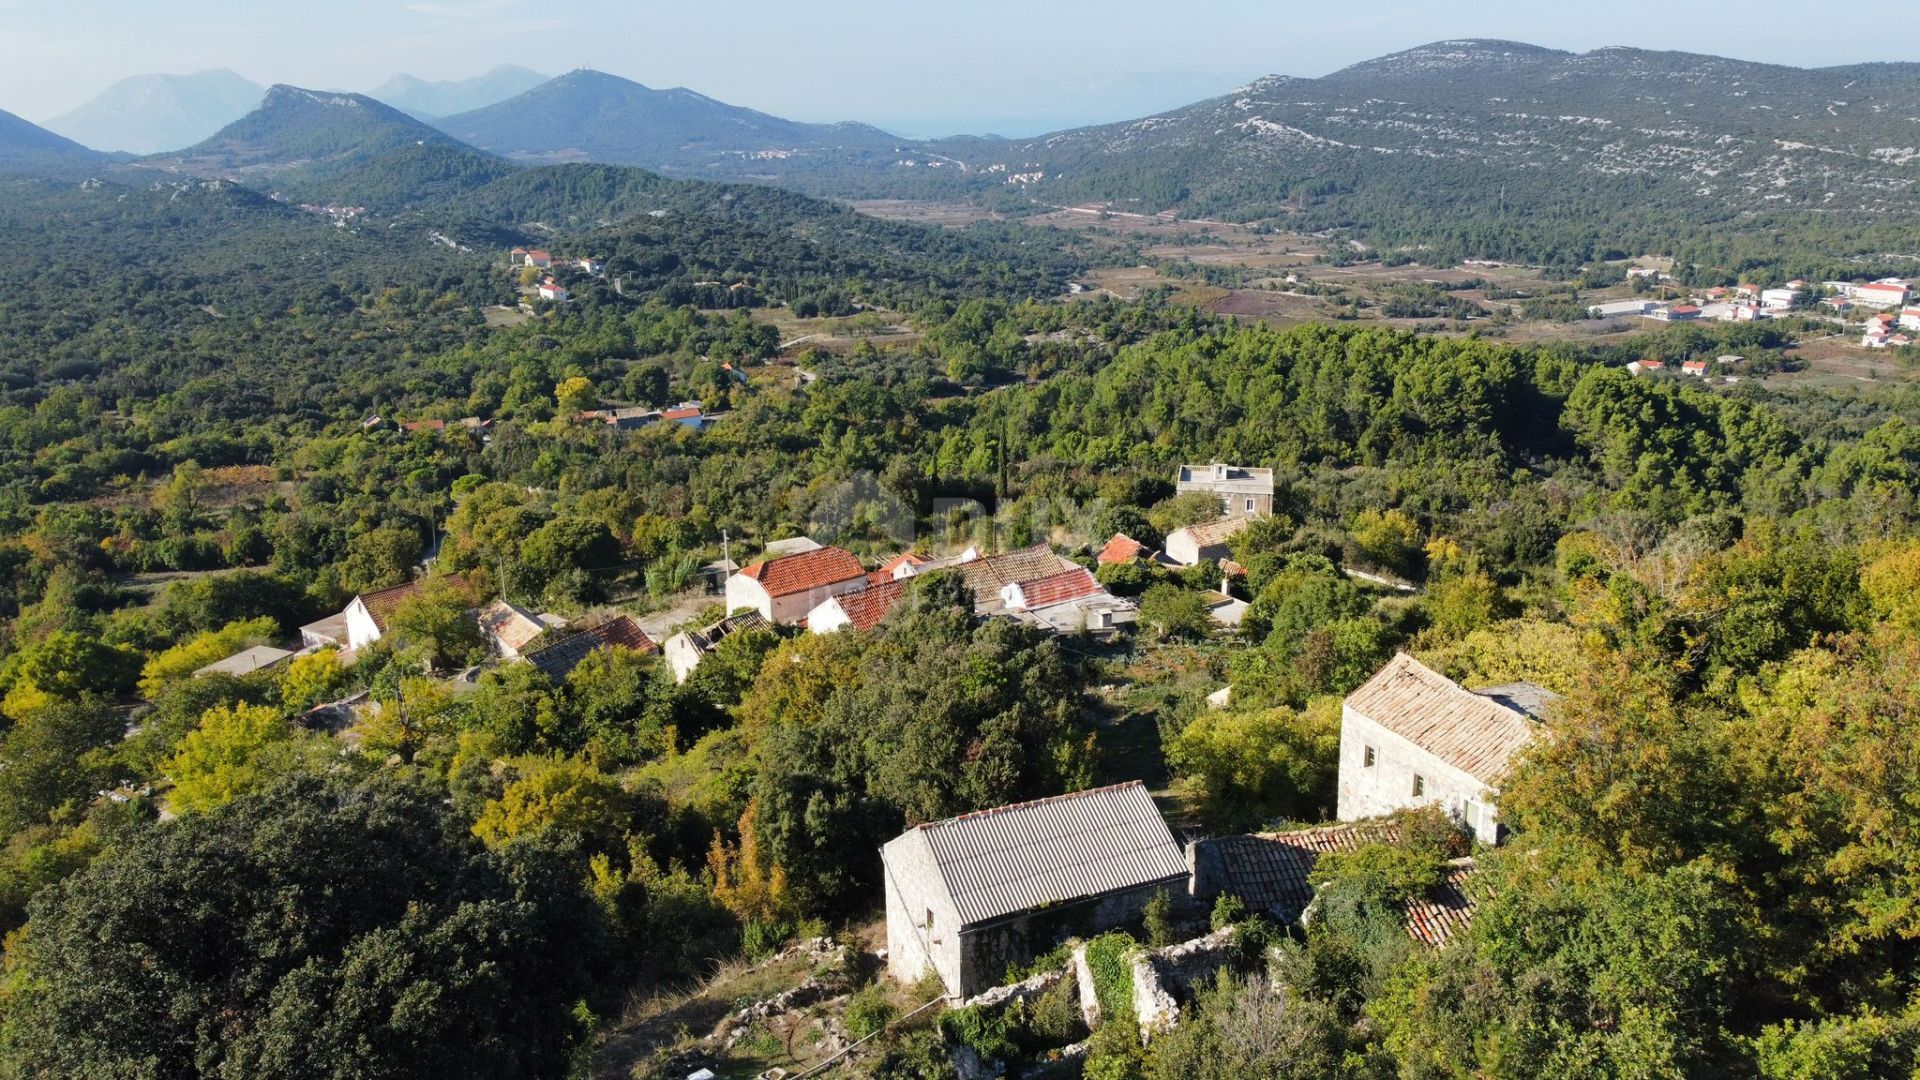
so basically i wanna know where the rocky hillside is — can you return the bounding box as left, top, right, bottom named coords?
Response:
left=922, top=39, right=1920, bottom=221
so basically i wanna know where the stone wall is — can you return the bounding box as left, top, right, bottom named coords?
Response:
left=956, top=878, right=1182, bottom=999
left=1132, top=926, right=1240, bottom=1036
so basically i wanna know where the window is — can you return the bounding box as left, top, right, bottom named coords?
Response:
left=1412, top=774, right=1426, bottom=797
left=1245, top=498, right=1255, bottom=512
left=1363, top=745, right=1376, bottom=768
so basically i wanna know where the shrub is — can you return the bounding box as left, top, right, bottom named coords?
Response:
left=845, top=983, right=897, bottom=1041
left=1083, top=932, right=1138, bottom=1021
left=941, top=1004, right=1018, bottom=1064
left=1143, top=889, right=1178, bottom=947
left=1210, top=892, right=1247, bottom=931
left=1015, top=976, right=1085, bottom=1049
left=742, top=917, right=792, bottom=961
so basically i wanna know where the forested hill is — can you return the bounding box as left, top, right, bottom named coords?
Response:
left=0, top=108, right=104, bottom=175
left=433, top=68, right=900, bottom=172
left=141, top=85, right=480, bottom=181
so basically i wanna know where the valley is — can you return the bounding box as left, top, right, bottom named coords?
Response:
left=2, top=24, right=1920, bottom=1080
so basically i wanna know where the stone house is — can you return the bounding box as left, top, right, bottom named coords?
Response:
left=725, top=545, right=868, bottom=625
left=1175, top=463, right=1274, bottom=517
left=522, top=615, right=657, bottom=680
left=1163, top=515, right=1249, bottom=567
left=478, top=598, right=549, bottom=659
left=807, top=578, right=907, bottom=634
left=662, top=610, right=771, bottom=683
left=1189, top=819, right=1481, bottom=947
left=1336, top=653, right=1552, bottom=845
left=882, top=781, right=1189, bottom=999
left=300, top=573, right=474, bottom=652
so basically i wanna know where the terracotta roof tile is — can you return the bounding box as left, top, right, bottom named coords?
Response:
left=831, top=579, right=907, bottom=631
left=1344, top=654, right=1537, bottom=784
left=1172, top=515, right=1250, bottom=549
left=739, top=546, right=866, bottom=598
left=479, top=599, right=548, bottom=653
left=1097, top=534, right=1146, bottom=565
left=1014, top=567, right=1102, bottom=609
left=587, top=615, right=656, bottom=653
left=357, top=573, right=473, bottom=633
left=1405, top=860, right=1484, bottom=948
left=523, top=615, right=658, bottom=680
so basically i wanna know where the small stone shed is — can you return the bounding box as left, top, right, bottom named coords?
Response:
left=882, top=781, right=1189, bottom=999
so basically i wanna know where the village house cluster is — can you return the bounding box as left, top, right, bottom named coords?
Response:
left=509, top=245, right=607, bottom=305
left=882, top=652, right=1550, bottom=1003
left=1594, top=274, right=1920, bottom=359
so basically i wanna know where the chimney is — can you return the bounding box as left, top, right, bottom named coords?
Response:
left=1213, top=463, right=1228, bottom=481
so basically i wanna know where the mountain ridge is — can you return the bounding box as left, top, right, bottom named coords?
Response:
left=43, top=70, right=264, bottom=155
left=0, top=108, right=105, bottom=175
left=433, top=68, right=901, bottom=175
left=145, top=84, right=483, bottom=178
left=370, top=66, right=550, bottom=119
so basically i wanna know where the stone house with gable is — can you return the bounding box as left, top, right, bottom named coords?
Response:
left=725, top=545, right=869, bottom=625
left=882, top=781, right=1189, bottom=999
left=1336, top=653, right=1553, bottom=845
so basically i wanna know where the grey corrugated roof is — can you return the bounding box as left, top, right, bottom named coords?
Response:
left=909, top=781, right=1187, bottom=927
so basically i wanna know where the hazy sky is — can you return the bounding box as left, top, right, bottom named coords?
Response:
left=5, top=0, right=1914, bottom=137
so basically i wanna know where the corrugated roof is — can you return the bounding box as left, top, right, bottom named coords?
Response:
left=193, top=645, right=294, bottom=678
left=1343, top=654, right=1536, bottom=784
left=739, top=546, right=866, bottom=598
left=908, top=781, right=1187, bottom=927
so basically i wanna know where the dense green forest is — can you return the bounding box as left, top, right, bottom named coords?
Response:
left=2, top=151, right=1920, bottom=1079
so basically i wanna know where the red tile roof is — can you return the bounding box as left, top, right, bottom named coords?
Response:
left=586, top=614, right=656, bottom=653
left=1015, top=567, right=1102, bottom=609
left=401, top=419, right=446, bottom=433
left=659, top=407, right=701, bottom=420
left=876, top=552, right=927, bottom=575
left=832, top=579, right=907, bottom=631
left=739, top=546, right=866, bottom=598
left=356, top=572, right=474, bottom=633
left=1097, top=534, right=1146, bottom=565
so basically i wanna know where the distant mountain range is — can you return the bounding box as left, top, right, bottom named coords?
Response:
left=370, top=66, right=549, bottom=119
left=432, top=69, right=901, bottom=174
left=44, top=70, right=264, bottom=154
left=0, top=108, right=104, bottom=173
left=913, top=40, right=1920, bottom=223
left=13, top=40, right=1920, bottom=264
